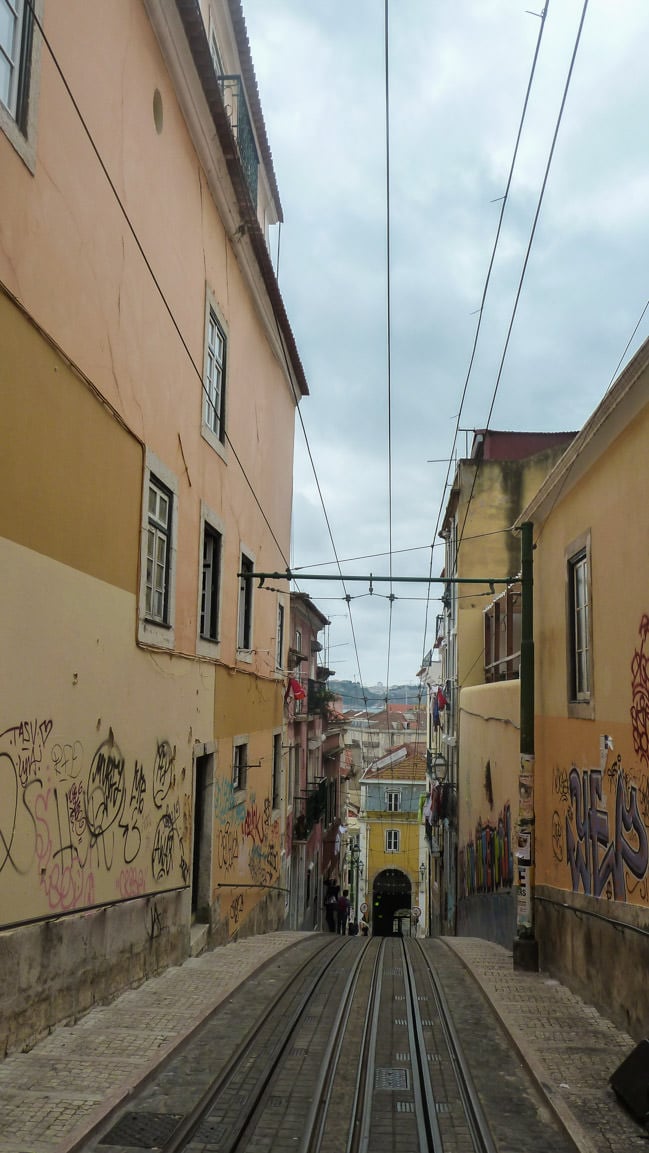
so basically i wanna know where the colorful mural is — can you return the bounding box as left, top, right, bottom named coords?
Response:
left=460, top=802, right=514, bottom=898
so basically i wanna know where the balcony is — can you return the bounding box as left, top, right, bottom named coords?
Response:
left=216, top=75, right=259, bottom=208
left=292, top=779, right=328, bottom=841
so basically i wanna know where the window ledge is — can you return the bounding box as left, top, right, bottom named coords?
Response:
left=201, top=422, right=228, bottom=462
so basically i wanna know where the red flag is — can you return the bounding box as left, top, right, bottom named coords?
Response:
left=285, top=677, right=306, bottom=703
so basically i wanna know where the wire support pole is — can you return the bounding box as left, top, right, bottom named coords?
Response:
left=243, top=571, right=517, bottom=587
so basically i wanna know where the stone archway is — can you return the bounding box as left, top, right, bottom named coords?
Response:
left=372, top=868, right=412, bottom=936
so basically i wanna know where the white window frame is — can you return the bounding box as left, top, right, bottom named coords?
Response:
left=197, top=502, right=224, bottom=658
left=0, top=0, right=41, bottom=170
left=272, top=730, right=282, bottom=812
left=385, top=789, right=402, bottom=813
left=201, top=289, right=228, bottom=460
left=232, top=736, right=248, bottom=792
left=385, top=828, right=400, bottom=853
left=237, top=547, right=254, bottom=660
left=138, top=452, right=178, bottom=650
left=276, top=599, right=285, bottom=670
left=566, top=530, right=594, bottom=720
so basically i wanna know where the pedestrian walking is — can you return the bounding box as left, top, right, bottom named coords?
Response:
left=324, top=883, right=338, bottom=932
left=337, top=889, right=351, bottom=934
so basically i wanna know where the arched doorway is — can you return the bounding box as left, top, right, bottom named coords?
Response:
left=372, top=869, right=412, bottom=936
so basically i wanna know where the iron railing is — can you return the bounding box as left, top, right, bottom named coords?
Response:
left=216, top=74, right=259, bottom=208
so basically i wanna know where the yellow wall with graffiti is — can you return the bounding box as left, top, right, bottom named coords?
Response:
left=212, top=666, right=284, bottom=936
left=532, top=377, right=649, bottom=906
left=1, top=536, right=215, bottom=925
left=458, top=682, right=518, bottom=897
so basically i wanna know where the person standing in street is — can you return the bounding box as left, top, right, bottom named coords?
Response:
left=324, top=883, right=338, bottom=932
left=337, top=889, right=351, bottom=934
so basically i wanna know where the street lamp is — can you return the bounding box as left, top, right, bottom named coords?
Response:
left=349, top=842, right=362, bottom=925
left=419, top=862, right=426, bottom=885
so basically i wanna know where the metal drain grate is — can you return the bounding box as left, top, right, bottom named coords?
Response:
left=100, top=1112, right=184, bottom=1148
left=375, top=1067, right=410, bottom=1090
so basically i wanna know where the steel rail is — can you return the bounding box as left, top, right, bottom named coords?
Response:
left=413, top=940, right=498, bottom=1153
left=402, top=938, right=445, bottom=1152
left=298, top=937, right=378, bottom=1153
left=161, top=936, right=348, bottom=1153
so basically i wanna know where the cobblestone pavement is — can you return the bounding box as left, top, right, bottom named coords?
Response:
left=444, top=937, right=648, bottom=1153
left=0, top=932, right=645, bottom=1153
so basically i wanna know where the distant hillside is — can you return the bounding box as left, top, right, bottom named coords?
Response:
left=329, top=680, right=424, bottom=711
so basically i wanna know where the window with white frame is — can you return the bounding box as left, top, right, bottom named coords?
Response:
left=0, top=0, right=40, bottom=169
left=272, top=732, right=281, bottom=810
left=139, top=454, right=178, bottom=649
left=385, top=790, right=401, bottom=812
left=209, top=28, right=223, bottom=76
left=276, top=601, right=285, bottom=669
left=146, top=476, right=172, bottom=624
left=232, top=739, right=248, bottom=791
left=203, top=300, right=227, bottom=448
left=200, top=524, right=222, bottom=642
left=386, top=829, right=400, bottom=853
left=567, top=533, right=592, bottom=713
left=0, top=0, right=31, bottom=126
left=295, top=628, right=302, bottom=654
left=237, top=551, right=253, bottom=652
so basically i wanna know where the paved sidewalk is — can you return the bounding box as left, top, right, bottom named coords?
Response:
left=0, top=931, right=311, bottom=1153
left=445, top=937, right=647, bottom=1153
left=0, top=932, right=645, bottom=1153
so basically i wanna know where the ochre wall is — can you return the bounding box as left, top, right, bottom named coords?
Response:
left=0, top=303, right=215, bottom=927
left=457, top=681, right=518, bottom=901
left=0, top=291, right=141, bottom=589
left=534, top=406, right=649, bottom=906
left=211, top=665, right=284, bottom=937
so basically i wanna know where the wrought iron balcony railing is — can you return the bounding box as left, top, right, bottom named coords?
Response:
left=216, top=74, right=259, bottom=209
left=292, top=779, right=328, bottom=841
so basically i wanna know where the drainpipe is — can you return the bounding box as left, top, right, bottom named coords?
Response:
left=513, top=521, right=539, bottom=971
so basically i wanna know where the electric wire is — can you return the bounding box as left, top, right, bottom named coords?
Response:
left=454, top=0, right=589, bottom=564
left=383, top=0, right=395, bottom=704
left=419, top=1, right=551, bottom=668
left=24, top=0, right=292, bottom=573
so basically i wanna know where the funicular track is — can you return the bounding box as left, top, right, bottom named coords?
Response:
left=92, top=935, right=567, bottom=1153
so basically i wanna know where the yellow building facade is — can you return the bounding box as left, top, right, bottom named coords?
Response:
left=0, top=0, right=306, bottom=1051
left=520, top=339, right=649, bottom=1035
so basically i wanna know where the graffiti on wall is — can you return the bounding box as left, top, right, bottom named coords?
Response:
left=550, top=616, right=649, bottom=902
left=461, top=803, right=513, bottom=897
left=0, top=719, right=189, bottom=925
left=213, top=782, right=281, bottom=934
left=552, top=760, right=649, bottom=901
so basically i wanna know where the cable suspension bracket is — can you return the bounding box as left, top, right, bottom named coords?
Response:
left=239, top=569, right=516, bottom=593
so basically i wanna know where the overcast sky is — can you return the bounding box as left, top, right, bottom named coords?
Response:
left=243, top=0, right=649, bottom=692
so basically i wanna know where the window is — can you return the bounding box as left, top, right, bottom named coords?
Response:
left=0, top=0, right=39, bottom=169
left=203, top=306, right=226, bottom=443
left=568, top=536, right=592, bottom=711
left=386, top=829, right=400, bottom=853
left=146, top=476, right=172, bottom=624
left=385, top=790, right=401, bottom=813
left=232, top=739, right=248, bottom=791
left=200, top=525, right=222, bottom=642
left=237, top=552, right=253, bottom=651
left=0, top=0, right=32, bottom=129
left=272, top=732, right=281, bottom=810
left=295, top=628, right=302, bottom=654
left=210, top=29, right=223, bottom=76
left=276, top=601, right=285, bottom=669
left=139, top=453, right=178, bottom=650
